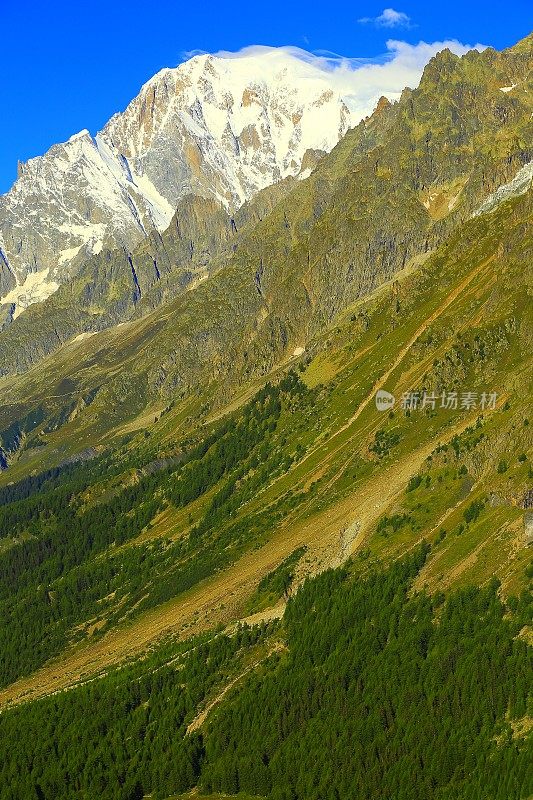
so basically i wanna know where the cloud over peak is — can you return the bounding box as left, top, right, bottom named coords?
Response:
left=196, top=39, right=485, bottom=124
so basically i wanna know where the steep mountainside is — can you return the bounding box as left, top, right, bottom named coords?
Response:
left=0, top=169, right=531, bottom=681
left=0, top=48, right=366, bottom=318
left=0, top=163, right=530, bottom=799
left=0, top=177, right=298, bottom=375
left=0, top=33, right=530, bottom=800
left=0, top=37, right=530, bottom=388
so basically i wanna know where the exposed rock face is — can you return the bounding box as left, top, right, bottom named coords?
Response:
left=1, top=36, right=532, bottom=378
left=0, top=48, right=361, bottom=317
left=0, top=185, right=294, bottom=375
left=0, top=303, right=14, bottom=332
left=0, top=248, right=16, bottom=297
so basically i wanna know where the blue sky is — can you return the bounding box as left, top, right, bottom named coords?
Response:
left=1, top=0, right=531, bottom=193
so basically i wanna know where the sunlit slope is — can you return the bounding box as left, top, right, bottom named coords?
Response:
left=0, top=33, right=531, bottom=388
left=0, top=184, right=530, bottom=706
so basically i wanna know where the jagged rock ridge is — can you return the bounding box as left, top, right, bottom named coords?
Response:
left=0, top=48, right=365, bottom=316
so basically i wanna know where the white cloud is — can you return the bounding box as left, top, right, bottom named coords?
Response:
left=207, top=40, right=486, bottom=123
left=359, top=7, right=412, bottom=28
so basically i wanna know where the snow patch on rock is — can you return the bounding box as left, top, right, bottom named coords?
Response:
left=472, top=161, right=533, bottom=217
left=0, top=269, right=59, bottom=318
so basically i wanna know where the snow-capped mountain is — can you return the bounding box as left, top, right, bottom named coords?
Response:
left=0, top=47, right=364, bottom=317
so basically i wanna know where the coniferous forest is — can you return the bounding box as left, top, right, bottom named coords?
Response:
left=0, top=546, right=531, bottom=800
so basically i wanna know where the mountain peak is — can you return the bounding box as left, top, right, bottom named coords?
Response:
left=1, top=42, right=511, bottom=321
left=374, top=96, right=392, bottom=114
left=0, top=47, right=362, bottom=317
left=67, top=129, right=92, bottom=143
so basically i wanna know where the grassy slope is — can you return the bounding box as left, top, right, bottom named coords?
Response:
left=0, top=184, right=530, bottom=709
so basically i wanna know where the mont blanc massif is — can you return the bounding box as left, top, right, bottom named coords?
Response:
left=0, top=32, right=531, bottom=800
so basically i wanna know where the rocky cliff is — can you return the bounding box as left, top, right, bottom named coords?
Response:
left=0, top=48, right=365, bottom=318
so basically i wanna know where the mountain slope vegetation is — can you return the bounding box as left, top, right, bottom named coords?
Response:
left=0, top=33, right=531, bottom=800
left=0, top=549, right=531, bottom=800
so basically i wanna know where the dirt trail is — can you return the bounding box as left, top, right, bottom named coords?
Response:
left=186, top=642, right=285, bottom=734
left=262, top=254, right=494, bottom=512
left=327, top=254, right=494, bottom=442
